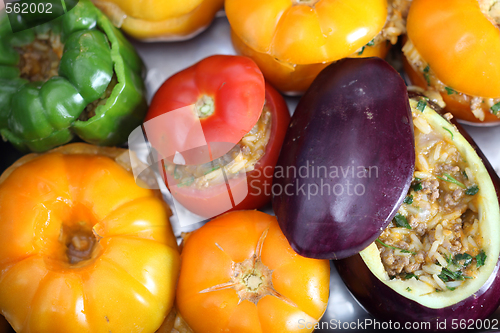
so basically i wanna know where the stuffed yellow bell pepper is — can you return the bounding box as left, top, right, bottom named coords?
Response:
left=226, top=0, right=411, bottom=94
left=92, top=0, right=224, bottom=41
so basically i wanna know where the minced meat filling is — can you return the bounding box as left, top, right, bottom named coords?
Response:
left=164, top=107, right=272, bottom=189
left=15, top=32, right=63, bottom=82
left=376, top=98, right=485, bottom=292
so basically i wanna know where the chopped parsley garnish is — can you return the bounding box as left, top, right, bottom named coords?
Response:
left=404, top=273, right=419, bottom=280
left=476, top=250, right=487, bottom=268
left=406, top=287, right=412, bottom=292
left=465, top=185, right=479, bottom=196
left=376, top=239, right=416, bottom=255
left=445, top=254, right=453, bottom=265
left=417, top=100, right=427, bottom=112
left=394, top=213, right=411, bottom=229
left=438, top=268, right=465, bottom=282
left=463, top=170, right=469, bottom=180
left=453, top=253, right=473, bottom=267
left=423, top=65, right=431, bottom=85
left=442, top=127, right=454, bottom=140
left=367, top=39, right=375, bottom=46
left=404, top=195, right=413, bottom=205
left=445, top=87, right=457, bottom=95
left=435, top=288, right=442, bottom=292
left=491, top=102, right=500, bottom=115
left=447, top=286, right=456, bottom=291
left=436, top=173, right=466, bottom=189
left=357, top=46, right=365, bottom=55
left=414, top=177, right=422, bottom=182
left=412, top=182, right=423, bottom=191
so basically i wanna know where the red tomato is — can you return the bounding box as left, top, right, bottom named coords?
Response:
left=145, top=56, right=290, bottom=217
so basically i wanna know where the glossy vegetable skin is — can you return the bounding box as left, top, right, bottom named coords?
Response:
left=0, top=143, right=180, bottom=333
left=225, top=0, right=388, bottom=94
left=145, top=55, right=290, bottom=217
left=176, top=210, right=330, bottom=333
left=405, top=0, right=500, bottom=123
left=0, top=0, right=147, bottom=152
left=231, top=30, right=390, bottom=95
left=335, top=104, right=500, bottom=330
left=92, top=0, right=224, bottom=41
left=273, top=57, right=415, bottom=260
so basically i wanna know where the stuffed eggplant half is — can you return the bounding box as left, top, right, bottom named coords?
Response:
left=336, top=96, right=500, bottom=328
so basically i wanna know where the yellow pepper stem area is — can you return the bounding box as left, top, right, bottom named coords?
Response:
left=60, top=222, right=97, bottom=265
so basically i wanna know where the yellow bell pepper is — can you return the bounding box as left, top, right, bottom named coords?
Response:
left=0, top=143, right=180, bottom=333
left=92, top=0, right=224, bottom=41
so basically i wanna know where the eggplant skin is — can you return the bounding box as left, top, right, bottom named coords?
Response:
left=335, top=116, right=500, bottom=331
left=272, top=57, right=415, bottom=260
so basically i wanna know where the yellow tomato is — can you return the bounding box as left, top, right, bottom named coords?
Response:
left=0, top=143, right=180, bottom=333
left=176, top=210, right=330, bottom=333
left=226, top=0, right=388, bottom=93
left=92, top=0, right=224, bottom=41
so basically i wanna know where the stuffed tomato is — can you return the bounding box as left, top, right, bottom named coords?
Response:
left=145, top=55, right=290, bottom=218
left=174, top=210, right=330, bottom=333
left=403, top=0, right=500, bottom=124
left=335, top=96, right=500, bottom=330
left=0, top=143, right=180, bottom=333
left=226, top=0, right=411, bottom=94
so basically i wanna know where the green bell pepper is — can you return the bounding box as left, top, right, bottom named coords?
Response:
left=0, top=0, right=147, bottom=152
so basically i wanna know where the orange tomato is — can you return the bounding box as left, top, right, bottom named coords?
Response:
left=92, top=0, right=224, bottom=41
left=0, top=143, right=180, bottom=333
left=176, top=210, right=330, bottom=333
left=405, top=0, right=500, bottom=123
left=226, top=0, right=389, bottom=94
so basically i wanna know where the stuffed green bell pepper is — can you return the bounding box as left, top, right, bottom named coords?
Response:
left=0, top=0, right=147, bottom=152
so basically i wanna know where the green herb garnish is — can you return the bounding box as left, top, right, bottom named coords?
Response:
left=376, top=239, right=416, bottom=255
left=204, top=165, right=220, bottom=175
left=491, top=102, right=500, bottom=115
left=453, top=253, right=473, bottom=267
left=445, top=87, right=457, bottom=95
left=445, top=254, right=453, bottom=265
left=406, top=287, right=412, bottom=292
left=417, top=100, right=427, bottom=112
left=462, top=170, right=468, bottom=180
left=412, top=182, right=423, bottom=191
left=367, top=39, right=375, bottom=46
left=447, top=286, right=456, bottom=291
left=423, top=65, right=431, bottom=85
left=394, top=213, right=411, bottom=229
left=436, top=173, right=466, bottom=189
left=442, top=127, right=454, bottom=140
left=404, top=195, right=413, bottom=205
left=358, top=46, right=365, bottom=55
left=404, top=273, right=419, bottom=280
left=438, top=268, right=464, bottom=282
left=465, top=185, right=479, bottom=196
left=476, top=250, right=487, bottom=268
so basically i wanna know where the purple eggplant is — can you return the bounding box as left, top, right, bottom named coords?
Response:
left=335, top=100, right=500, bottom=331
left=272, top=57, right=415, bottom=259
